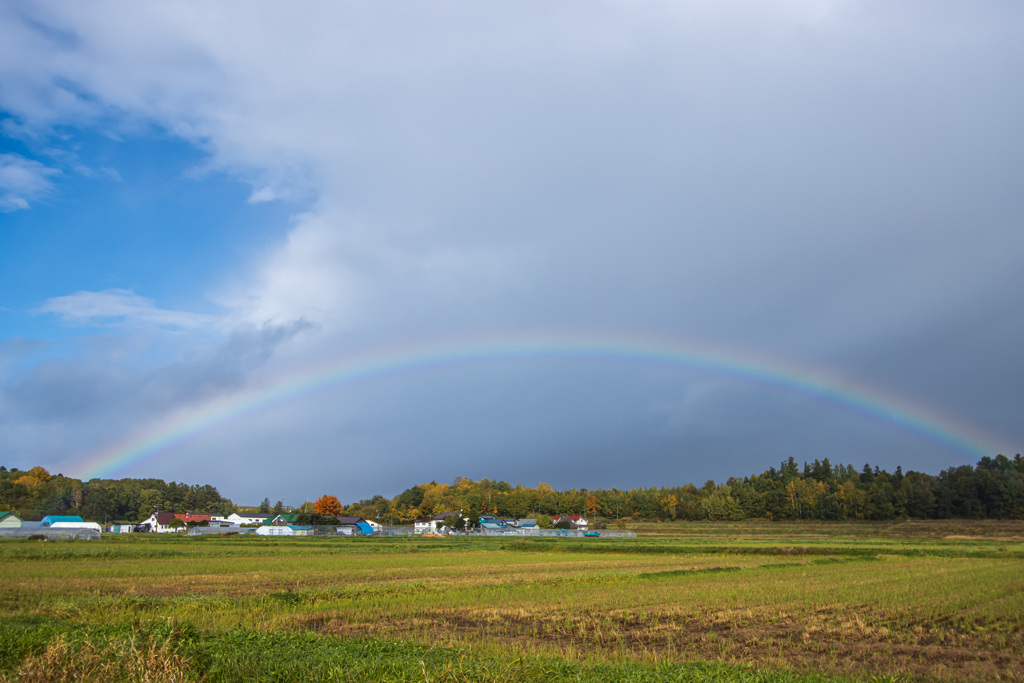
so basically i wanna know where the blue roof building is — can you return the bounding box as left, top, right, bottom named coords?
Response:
left=40, top=516, right=85, bottom=527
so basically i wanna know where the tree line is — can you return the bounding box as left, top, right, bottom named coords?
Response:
left=343, top=455, right=1024, bottom=524
left=1, top=454, right=1022, bottom=524
left=0, top=466, right=234, bottom=523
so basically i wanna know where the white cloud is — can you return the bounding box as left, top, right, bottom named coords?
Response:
left=0, top=153, right=59, bottom=211
left=247, top=186, right=277, bottom=204
left=38, top=289, right=220, bottom=330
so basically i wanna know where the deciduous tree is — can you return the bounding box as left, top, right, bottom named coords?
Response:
left=314, top=495, right=343, bottom=518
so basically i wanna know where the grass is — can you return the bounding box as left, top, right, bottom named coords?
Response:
left=1, top=521, right=1022, bottom=681
left=0, top=617, right=854, bottom=683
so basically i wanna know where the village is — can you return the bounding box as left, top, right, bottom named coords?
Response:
left=0, top=508, right=614, bottom=539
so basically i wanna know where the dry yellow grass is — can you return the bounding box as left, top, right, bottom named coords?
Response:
left=2, top=633, right=200, bottom=683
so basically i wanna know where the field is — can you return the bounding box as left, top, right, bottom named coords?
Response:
left=1, top=521, right=1022, bottom=682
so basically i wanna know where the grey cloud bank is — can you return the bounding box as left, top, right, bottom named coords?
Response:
left=0, top=1, right=1021, bottom=504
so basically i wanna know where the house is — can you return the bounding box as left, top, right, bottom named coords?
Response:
left=226, top=512, right=274, bottom=526
left=478, top=516, right=506, bottom=531
left=140, top=512, right=215, bottom=533
left=551, top=515, right=588, bottom=530
left=176, top=513, right=213, bottom=526
left=516, top=519, right=538, bottom=529
left=140, top=513, right=180, bottom=533
left=0, top=511, right=23, bottom=528
left=413, top=512, right=465, bottom=534
left=262, top=513, right=302, bottom=526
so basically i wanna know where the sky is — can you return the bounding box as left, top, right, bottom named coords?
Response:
left=1, top=1, right=1022, bottom=506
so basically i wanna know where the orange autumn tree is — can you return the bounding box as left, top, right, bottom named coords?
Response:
left=314, top=494, right=343, bottom=518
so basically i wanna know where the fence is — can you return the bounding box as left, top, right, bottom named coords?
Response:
left=474, top=528, right=637, bottom=538
left=186, top=525, right=251, bottom=536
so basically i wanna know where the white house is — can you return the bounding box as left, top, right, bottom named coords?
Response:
left=227, top=512, right=274, bottom=526
left=413, top=512, right=466, bottom=534
left=551, top=515, right=589, bottom=530
left=140, top=512, right=179, bottom=533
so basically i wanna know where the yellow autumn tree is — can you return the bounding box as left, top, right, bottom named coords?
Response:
left=14, top=466, right=51, bottom=490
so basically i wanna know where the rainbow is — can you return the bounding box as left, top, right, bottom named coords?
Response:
left=73, top=331, right=1005, bottom=480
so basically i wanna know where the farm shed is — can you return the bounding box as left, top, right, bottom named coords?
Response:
left=49, top=521, right=102, bottom=532
left=0, top=511, right=23, bottom=528
left=40, top=515, right=85, bottom=527
left=332, top=517, right=372, bottom=535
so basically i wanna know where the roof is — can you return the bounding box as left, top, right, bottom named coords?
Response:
left=150, top=512, right=215, bottom=525
left=41, top=515, right=84, bottom=525
left=0, top=511, right=23, bottom=522
left=334, top=517, right=366, bottom=525
left=263, top=513, right=301, bottom=525
left=175, top=513, right=213, bottom=522
left=354, top=522, right=374, bottom=534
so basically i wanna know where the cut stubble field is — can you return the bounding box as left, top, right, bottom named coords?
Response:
left=1, top=521, right=1022, bottom=682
